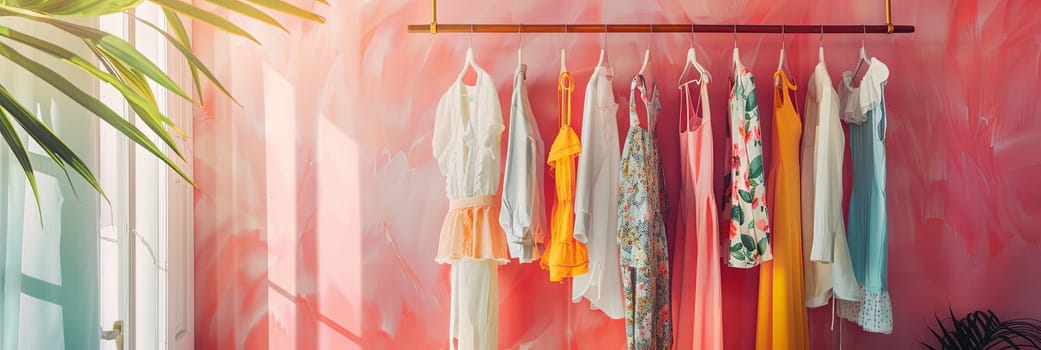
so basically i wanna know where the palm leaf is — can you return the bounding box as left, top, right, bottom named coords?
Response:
left=0, top=0, right=325, bottom=216
left=203, top=0, right=287, bottom=32
left=924, top=309, right=1041, bottom=350
left=5, top=0, right=142, bottom=16
left=241, top=0, right=324, bottom=23
left=149, top=0, right=259, bottom=43
left=0, top=107, right=41, bottom=219
left=89, top=44, right=188, bottom=158
left=137, top=15, right=238, bottom=105
left=0, top=84, right=103, bottom=198
left=0, top=5, right=193, bottom=103
left=0, top=40, right=192, bottom=185
left=160, top=8, right=205, bottom=104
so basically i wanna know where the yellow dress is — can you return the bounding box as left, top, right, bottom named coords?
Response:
left=541, top=71, right=589, bottom=282
left=756, top=71, right=810, bottom=350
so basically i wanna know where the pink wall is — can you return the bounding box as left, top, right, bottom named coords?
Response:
left=192, top=0, right=1041, bottom=349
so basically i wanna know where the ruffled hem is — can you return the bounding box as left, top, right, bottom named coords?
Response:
left=859, top=290, right=893, bottom=334
left=541, top=240, right=589, bottom=282
left=436, top=196, right=510, bottom=264
left=836, top=287, right=893, bottom=334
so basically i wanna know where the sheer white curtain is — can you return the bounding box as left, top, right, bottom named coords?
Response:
left=0, top=18, right=101, bottom=350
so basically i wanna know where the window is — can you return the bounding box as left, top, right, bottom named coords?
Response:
left=98, top=4, right=195, bottom=349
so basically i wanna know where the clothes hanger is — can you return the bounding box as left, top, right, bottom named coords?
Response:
left=560, top=25, right=568, bottom=74
left=778, top=25, right=782, bottom=85
left=732, top=25, right=745, bottom=72
left=596, top=24, right=606, bottom=67
left=638, top=26, right=652, bottom=81
left=775, top=25, right=792, bottom=86
left=678, top=24, right=711, bottom=86
left=517, top=24, right=525, bottom=79
left=852, top=25, right=870, bottom=81
left=517, top=25, right=522, bottom=65
left=595, top=25, right=607, bottom=80
left=818, top=26, right=825, bottom=63
left=461, top=24, right=478, bottom=80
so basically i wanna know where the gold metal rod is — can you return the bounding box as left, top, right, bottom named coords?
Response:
left=407, top=23, right=915, bottom=34
left=885, top=0, right=894, bottom=33
left=430, top=0, right=437, bottom=34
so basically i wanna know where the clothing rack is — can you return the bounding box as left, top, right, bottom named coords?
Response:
left=407, top=0, right=914, bottom=35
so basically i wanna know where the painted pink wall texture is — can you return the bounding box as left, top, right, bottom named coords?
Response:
left=191, top=0, right=1041, bottom=349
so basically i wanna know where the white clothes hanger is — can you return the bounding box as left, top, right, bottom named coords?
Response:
left=639, top=49, right=651, bottom=75
left=638, top=28, right=652, bottom=80
left=852, top=25, right=870, bottom=80
left=596, top=25, right=614, bottom=80
left=818, top=26, right=825, bottom=63
left=596, top=25, right=607, bottom=67
left=732, top=25, right=745, bottom=72
left=560, top=26, right=568, bottom=73
left=517, top=25, right=523, bottom=65
left=775, top=25, right=793, bottom=86
left=517, top=25, right=525, bottom=79
left=460, top=24, right=478, bottom=80
left=678, top=24, right=711, bottom=85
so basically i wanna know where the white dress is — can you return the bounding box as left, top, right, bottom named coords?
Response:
left=432, top=62, right=506, bottom=350
left=500, top=63, right=548, bottom=263
left=571, top=64, right=625, bottom=319
left=801, top=61, right=861, bottom=309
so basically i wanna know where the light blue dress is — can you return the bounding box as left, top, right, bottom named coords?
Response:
left=838, top=58, right=893, bottom=334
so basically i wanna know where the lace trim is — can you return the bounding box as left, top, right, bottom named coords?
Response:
left=836, top=298, right=861, bottom=323
left=836, top=287, right=893, bottom=334
left=859, top=290, right=893, bottom=334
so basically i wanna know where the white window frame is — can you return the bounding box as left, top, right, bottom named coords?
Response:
left=97, top=7, right=195, bottom=350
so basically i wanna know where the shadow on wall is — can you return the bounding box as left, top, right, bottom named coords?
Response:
left=192, top=0, right=1041, bottom=349
left=192, top=46, right=368, bottom=349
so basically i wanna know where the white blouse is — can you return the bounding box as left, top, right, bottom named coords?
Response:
left=432, top=67, right=505, bottom=199
left=572, top=65, right=625, bottom=319
left=500, top=64, right=548, bottom=263
left=802, top=61, right=861, bottom=308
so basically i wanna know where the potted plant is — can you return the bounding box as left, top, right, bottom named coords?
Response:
left=923, top=308, right=1041, bottom=349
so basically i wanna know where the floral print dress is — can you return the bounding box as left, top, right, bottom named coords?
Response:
left=617, top=74, right=672, bottom=349
left=725, top=68, right=773, bottom=268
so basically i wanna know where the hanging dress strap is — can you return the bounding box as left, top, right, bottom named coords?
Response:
left=629, top=74, right=648, bottom=127
left=699, top=78, right=710, bottom=123
left=678, top=78, right=706, bottom=132
left=773, top=70, right=799, bottom=116
left=558, top=71, right=575, bottom=128
left=647, top=86, right=661, bottom=131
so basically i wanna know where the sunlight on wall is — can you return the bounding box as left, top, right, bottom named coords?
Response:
left=317, top=110, right=363, bottom=349
left=262, top=60, right=301, bottom=349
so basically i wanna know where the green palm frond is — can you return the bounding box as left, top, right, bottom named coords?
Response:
left=0, top=0, right=325, bottom=215
left=922, top=308, right=1041, bottom=350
